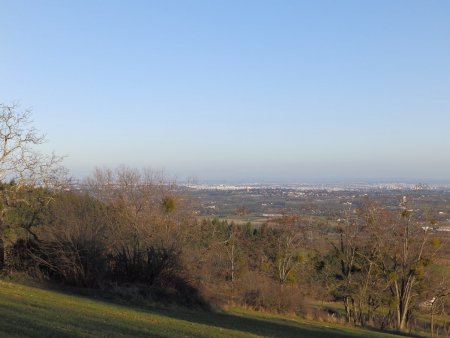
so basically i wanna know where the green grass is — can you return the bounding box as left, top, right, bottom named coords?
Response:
left=0, top=280, right=407, bottom=338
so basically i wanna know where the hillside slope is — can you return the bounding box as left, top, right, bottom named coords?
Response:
left=0, top=280, right=404, bottom=338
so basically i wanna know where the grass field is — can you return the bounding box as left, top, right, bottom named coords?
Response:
left=0, top=280, right=407, bottom=338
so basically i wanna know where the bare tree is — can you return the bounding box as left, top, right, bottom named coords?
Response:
left=84, top=167, right=199, bottom=286
left=424, top=276, right=450, bottom=337
left=332, top=207, right=360, bottom=323
left=0, top=102, right=66, bottom=270
left=363, top=205, right=441, bottom=332
left=0, top=103, right=65, bottom=187
left=274, top=215, right=304, bottom=285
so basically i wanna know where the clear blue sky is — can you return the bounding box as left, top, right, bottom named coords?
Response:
left=1, top=1, right=449, bottom=182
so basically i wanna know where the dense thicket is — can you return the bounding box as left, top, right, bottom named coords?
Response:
left=0, top=168, right=206, bottom=307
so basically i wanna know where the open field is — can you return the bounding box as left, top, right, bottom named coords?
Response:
left=0, top=280, right=407, bottom=338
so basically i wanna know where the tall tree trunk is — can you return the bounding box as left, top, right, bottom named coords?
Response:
left=0, top=237, right=4, bottom=270
left=0, top=236, right=12, bottom=271
left=344, top=296, right=352, bottom=323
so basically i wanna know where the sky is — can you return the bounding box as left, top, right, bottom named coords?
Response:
left=1, top=0, right=449, bottom=183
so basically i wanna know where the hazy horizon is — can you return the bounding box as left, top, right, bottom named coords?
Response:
left=69, top=166, right=450, bottom=186
left=2, top=1, right=449, bottom=183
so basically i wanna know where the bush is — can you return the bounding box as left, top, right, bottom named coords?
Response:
left=239, top=273, right=308, bottom=314
left=5, top=187, right=207, bottom=308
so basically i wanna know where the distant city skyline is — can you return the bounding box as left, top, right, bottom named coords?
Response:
left=1, top=1, right=449, bottom=182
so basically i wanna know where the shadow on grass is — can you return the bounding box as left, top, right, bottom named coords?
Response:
left=4, top=281, right=415, bottom=338
left=154, top=307, right=417, bottom=338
